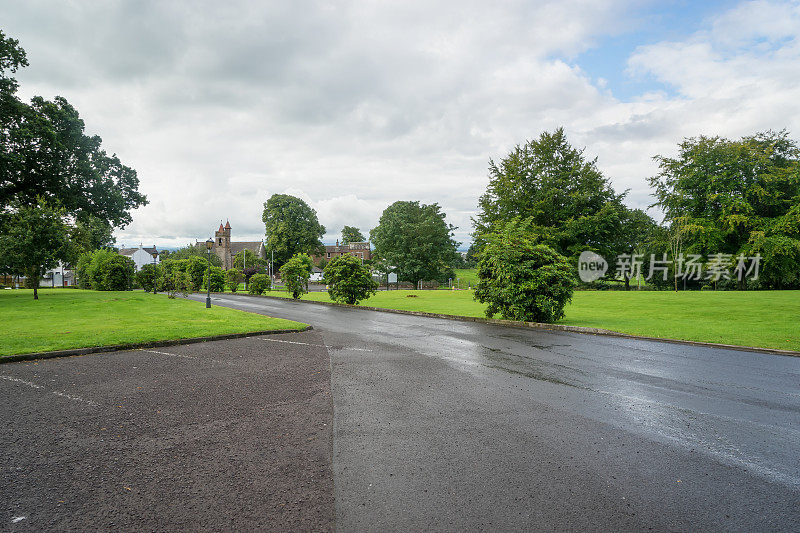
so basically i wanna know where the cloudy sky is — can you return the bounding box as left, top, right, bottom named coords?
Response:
left=4, top=0, right=800, bottom=249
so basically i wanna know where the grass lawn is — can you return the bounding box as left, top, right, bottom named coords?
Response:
left=263, top=288, right=800, bottom=352
left=1, top=289, right=306, bottom=357
left=454, top=268, right=479, bottom=287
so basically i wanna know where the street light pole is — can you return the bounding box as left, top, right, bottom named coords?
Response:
left=152, top=251, right=158, bottom=294
left=205, top=238, right=213, bottom=308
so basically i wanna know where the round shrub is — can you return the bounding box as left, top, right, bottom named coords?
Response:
left=474, top=223, right=575, bottom=323
left=248, top=273, right=271, bottom=295
left=323, top=254, right=378, bottom=305
left=226, top=268, right=243, bottom=292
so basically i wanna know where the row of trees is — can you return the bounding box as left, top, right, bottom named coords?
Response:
left=262, top=194, right=461, bottom=287
left=470, top=127, right=800, bottom=322
left=0, top=31, right=147, bottom=299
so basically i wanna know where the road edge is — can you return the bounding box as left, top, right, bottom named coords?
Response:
left=0, top=326, right=313, bottom=364
left=221, top=292, right=800, bottom=358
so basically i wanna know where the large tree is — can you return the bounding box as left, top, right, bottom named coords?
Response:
left=370, top=200, right=460, bottom=286
left=341, top=225, right=366, bottom=244
left=0, top=202, right=69, bottom=299
left=262, top=194, right=325, bottom=268
left=473, top=128, right=627, bottom=262
left=649, top=131, right=800, bottom=289
left=1, top=31, right=146, bottom=229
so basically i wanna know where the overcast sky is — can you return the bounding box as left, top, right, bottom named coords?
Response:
left=4, top=0, right=800, bottom=249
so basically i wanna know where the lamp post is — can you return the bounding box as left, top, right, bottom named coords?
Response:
left=205, top=238, right=213, bottom=308
left=152, top=251, right=158, bottom=294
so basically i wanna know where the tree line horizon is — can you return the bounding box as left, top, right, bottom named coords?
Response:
left=2, top=29, right=799, bottom=302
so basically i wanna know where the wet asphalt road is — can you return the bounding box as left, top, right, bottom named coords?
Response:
left=1, top=333, right=334, bottom=532
left=191, top=293, right=800, bottom=532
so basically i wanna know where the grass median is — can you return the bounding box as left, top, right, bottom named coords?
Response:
left=261, top=288, right=800, bottom=352
left=1, top=289, right=307, bottom=357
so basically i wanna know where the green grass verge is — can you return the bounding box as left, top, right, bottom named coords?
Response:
left=1, top=289, right=307, bottom=357
left=262, top=288, right=800, bottom=352
left=453, top=268, right=479, bottom=286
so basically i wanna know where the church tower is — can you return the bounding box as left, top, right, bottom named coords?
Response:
left=214, top=220, right=232, bottom=268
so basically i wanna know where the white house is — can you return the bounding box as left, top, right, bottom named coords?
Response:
left=119, top=244, right=160, bottom=272
left=309, top=266, right=324, bottom=282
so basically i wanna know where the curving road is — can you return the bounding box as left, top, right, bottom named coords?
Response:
left=190, top=292, right=800, bottom=532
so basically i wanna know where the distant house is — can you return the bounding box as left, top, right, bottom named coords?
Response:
left=312, top=240, right=371, bottom=264
left=41, top=262, right=75, bottom=287
left=198, top=220, right=266, bottom=270
left=119, top=244, right=160, bottom=272
left=310, top=266, right=324, bottom=282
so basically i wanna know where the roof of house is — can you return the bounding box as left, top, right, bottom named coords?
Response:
left=119, top=246, right=158, bottom=257
left=323, top=241, right=370, bottom=254
left=229, top=241, right=263, bottom=255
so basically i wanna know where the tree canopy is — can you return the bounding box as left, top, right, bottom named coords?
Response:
left=232, top=249, right=267, bottom=271
left=262, top=194, right=325, bottom=268
left=168, top=244, right=222, bottom=267
left=1, top=30, right=146, bottom=283
left=370, top=201, right=460, bottom=286
left=0, top=202, right=69, bottom=299
left=341, top=225, right=366, bottom=244
left=473, top=128, right=627, bottom=262
left=1, top=32, right=146, bottom=226
left=649, top=131, right=800, bottom=288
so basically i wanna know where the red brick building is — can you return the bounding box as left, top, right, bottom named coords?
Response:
left=313, top=240, right=371, bottom=264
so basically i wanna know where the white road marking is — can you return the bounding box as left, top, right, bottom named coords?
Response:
left=0, top=375, right=43, bottom=389
left=11, top=516, right=26, bottom=523
left=260, top=338, right=372, bottom=352
left=140, top=349, right=195, bottom=359
left=260, top=338, right=322, bottom=347
left=51, top=390, right=98, bottom=407
left=139, top=349, right=227, bottom=365
left=0, top=375, right=97, bottom=406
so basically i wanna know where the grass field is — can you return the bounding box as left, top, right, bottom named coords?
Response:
left=264, top=288, right=800, bottom=351
left=454, top=268, right=479, bottom=287
left=1, top=289, right=306, bottom=357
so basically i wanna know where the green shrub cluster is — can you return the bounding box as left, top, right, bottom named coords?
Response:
left=279, top=253, right=313, bottom=299
left=248, top=273, right=270, bottom=295
left=76, top=249, right=136, bottom=291
left=323, top=254, right=378, bottom=305
left=474, top=220, right=576, bottom=323
left=226, top=268, right=243, bottom=292
left=202, top=266, right=226, bottom=292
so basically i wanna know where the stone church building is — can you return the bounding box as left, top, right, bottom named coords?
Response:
left=199, top=220, right=266, bottom=270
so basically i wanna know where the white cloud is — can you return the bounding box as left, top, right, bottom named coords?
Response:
left=4, top=0, right=800, bottom=249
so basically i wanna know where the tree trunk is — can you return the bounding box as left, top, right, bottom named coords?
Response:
left=624, top=275, right=630, bottom=291
left=33, top=285, right=38, bottom=300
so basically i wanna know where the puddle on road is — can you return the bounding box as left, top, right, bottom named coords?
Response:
left=481, top=363, right=579, bottom=387
left=480, top=347, right=584, bottom=388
